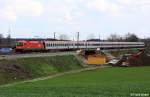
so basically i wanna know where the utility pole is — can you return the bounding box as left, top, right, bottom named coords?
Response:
left=99, top=34, right=101, bottom=46
left=54, top=32, right=56, bottom=39
left=99, top=34, right=101, bottom=41
left=7, top=28, right=11, bottom=47
left=77, top=32, right=79, bottom=49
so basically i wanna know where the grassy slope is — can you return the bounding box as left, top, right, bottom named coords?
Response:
left=0, top=55, right=82, bottom=85
left=0, top=67, right=150, bottom=97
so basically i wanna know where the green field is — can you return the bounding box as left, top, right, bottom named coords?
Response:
left=0, top=67, right=150, bottom=97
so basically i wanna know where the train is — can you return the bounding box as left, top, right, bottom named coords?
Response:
left=15, top=40, right=145, bottom=52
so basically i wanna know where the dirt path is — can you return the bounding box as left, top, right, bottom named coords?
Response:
left=0, top=66, right=111, bottom=88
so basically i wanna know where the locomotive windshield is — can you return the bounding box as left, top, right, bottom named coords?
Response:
left=16, top=42, right=23, bottom=46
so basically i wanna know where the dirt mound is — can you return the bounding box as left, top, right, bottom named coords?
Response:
left=115, top=48, right=150, bottom=67
left=0, top=63, right=31, bottom=78
left=0, top=61, right=32, bottom=85
left=128, top=52, right=150, bottom=66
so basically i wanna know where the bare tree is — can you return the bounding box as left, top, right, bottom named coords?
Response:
left=125, top=32, right=139, bottom=42
left=0, top=34, right=4, bottom=44
left=7, top=34, right=11, bottom=47
left=143, top=38, right=150, bottom=47
left=0, top=34, right=4, bottom=48
left=0, top=34, right=3, bottom=38
left=107, top=34, right=122, bottom=42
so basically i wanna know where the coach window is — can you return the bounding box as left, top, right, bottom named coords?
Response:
left=46, top=44, right=48, bottom=47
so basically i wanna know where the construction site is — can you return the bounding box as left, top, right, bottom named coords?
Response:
left=76, top=44, right=150, bottom=67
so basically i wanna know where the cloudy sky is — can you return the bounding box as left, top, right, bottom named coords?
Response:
left=0, top=0, right=150, bottom=40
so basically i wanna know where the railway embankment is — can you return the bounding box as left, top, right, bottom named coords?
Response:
left=0, top=55, right=83, bottom=85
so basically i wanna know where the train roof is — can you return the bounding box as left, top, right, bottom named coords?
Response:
left=44, top=40, right=144, bottom=44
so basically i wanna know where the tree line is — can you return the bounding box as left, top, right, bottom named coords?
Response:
left=107, top=33, right=139, bottom=42
left=0, top=32, right=150, bottom=48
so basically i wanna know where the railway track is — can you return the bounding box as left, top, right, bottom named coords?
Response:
left=0, top=48, right=143, bottom=60
left=0, top=51, right=76, bottom=60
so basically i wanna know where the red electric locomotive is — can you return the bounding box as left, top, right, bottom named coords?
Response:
left=15, top=40, right=44, bottom=52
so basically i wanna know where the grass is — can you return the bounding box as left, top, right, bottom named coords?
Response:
left=0, top=67, right=150, bottom=97
left=0, top=55, right=82, bottom=85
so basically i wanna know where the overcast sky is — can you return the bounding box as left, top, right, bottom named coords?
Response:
left=0, top=0, right=150, bottom=40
